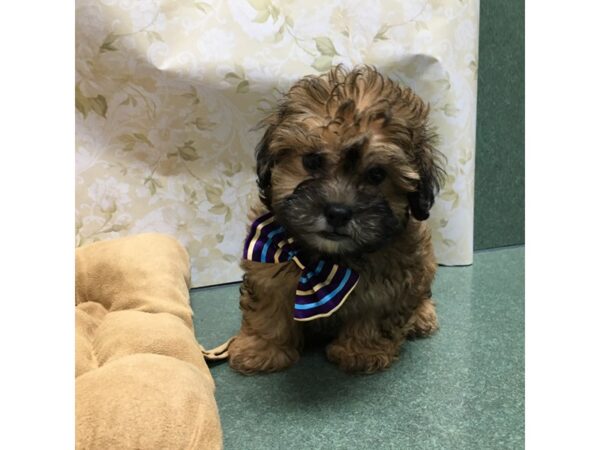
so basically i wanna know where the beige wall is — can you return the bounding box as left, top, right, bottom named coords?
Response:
left=76, top=0, right=480, bottom=287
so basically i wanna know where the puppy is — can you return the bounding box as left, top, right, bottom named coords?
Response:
left=229, top=65, right=445, bottom=374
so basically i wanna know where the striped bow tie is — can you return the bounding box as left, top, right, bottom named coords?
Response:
left=243, top=212, right=359, bottom=321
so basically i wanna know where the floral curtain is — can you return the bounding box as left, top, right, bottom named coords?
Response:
left=76, top=0, right=479, bottom=287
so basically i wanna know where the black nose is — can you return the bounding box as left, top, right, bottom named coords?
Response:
left=324, top=204, right=353, bottom=227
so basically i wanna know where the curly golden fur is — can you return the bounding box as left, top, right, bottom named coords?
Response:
left=229, top=66, right=445, bottom=374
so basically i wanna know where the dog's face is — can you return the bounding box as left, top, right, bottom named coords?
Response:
left=255, top=66, right=444, bottom=256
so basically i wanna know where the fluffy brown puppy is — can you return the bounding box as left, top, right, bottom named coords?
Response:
left=229, top=65, right=445, bottom=374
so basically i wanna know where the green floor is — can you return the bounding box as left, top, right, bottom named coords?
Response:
left=190, top=246, right=524, bottom=450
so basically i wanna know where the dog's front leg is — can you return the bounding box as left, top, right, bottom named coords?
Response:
left=229, top=273, right=302, bottom=375
left=326, top=314, right=406, bottom=374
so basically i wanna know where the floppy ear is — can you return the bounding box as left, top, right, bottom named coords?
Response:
left=255, top=123, right=277, bottom=209
left=408, top=129, right=445, bottom=221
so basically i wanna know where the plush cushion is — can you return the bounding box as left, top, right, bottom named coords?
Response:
left=75, top=233, right=222, bottom=449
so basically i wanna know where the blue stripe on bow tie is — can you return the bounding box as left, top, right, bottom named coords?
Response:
left=260, top=226, right=284, bottom=263
left=294, top=268, right=352, bottom=310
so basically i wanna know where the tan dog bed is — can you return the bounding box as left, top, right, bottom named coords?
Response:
left=75, top=233, right=223, bottom=449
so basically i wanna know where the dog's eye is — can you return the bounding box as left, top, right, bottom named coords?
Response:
left=366, top=167, right=386, bottom=185
left=302, top=153, right=323, bottom=172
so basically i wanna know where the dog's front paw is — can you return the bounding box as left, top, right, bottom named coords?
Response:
left=228, top=334, right=299, bottom=375
left=326, top=341, right=396, bottom=374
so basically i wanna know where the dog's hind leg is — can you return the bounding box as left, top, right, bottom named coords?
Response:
left=405, top=297, right=439, bottom=339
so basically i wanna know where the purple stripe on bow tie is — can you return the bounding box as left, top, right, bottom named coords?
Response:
left=244, top=213, right=296, bottom=263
